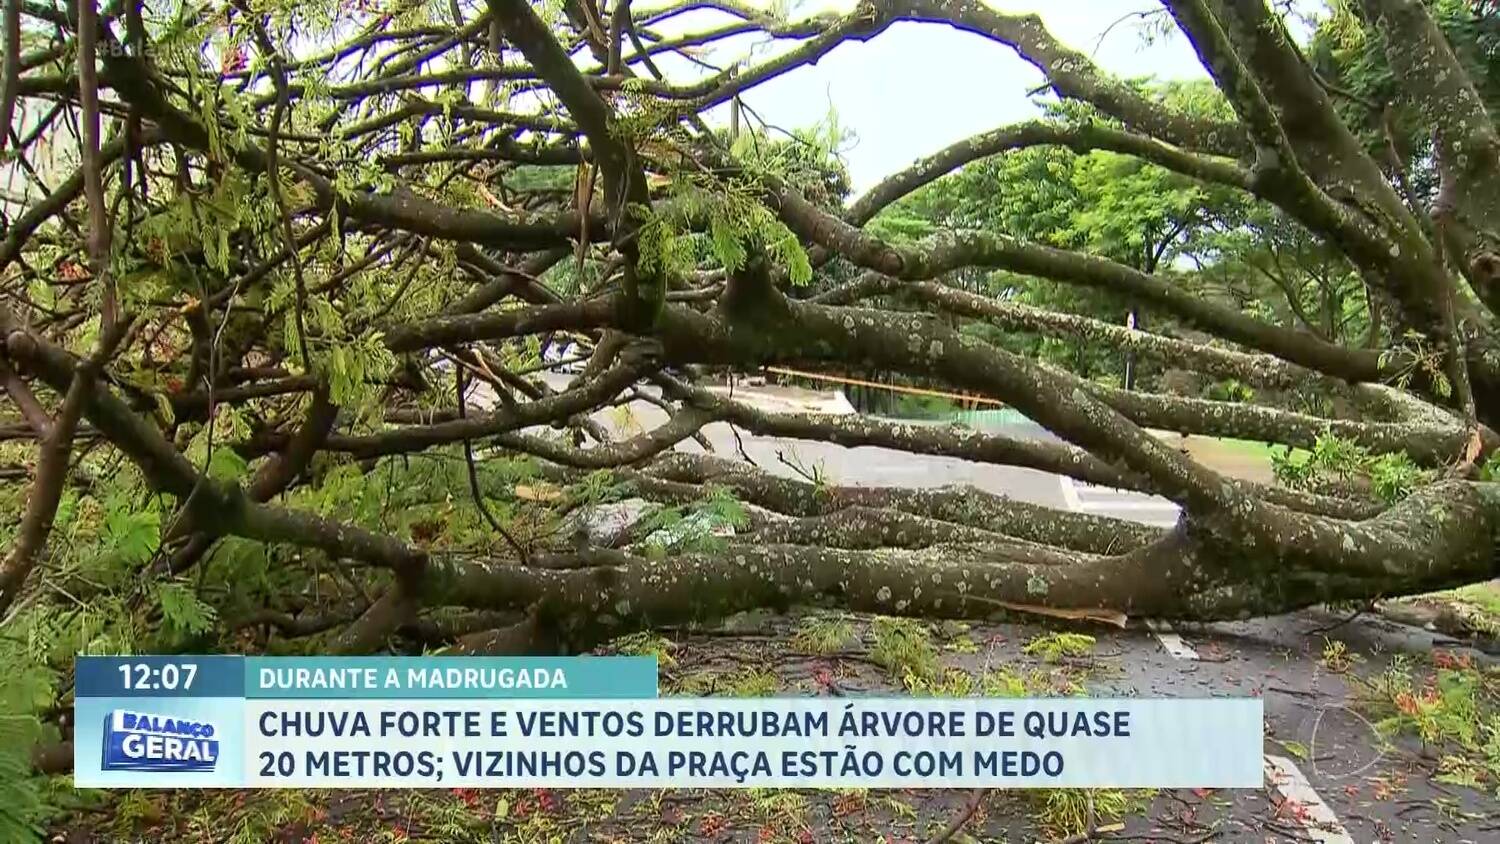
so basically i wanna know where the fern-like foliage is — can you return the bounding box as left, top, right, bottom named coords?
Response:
left=634, top=485, right=750, bottom=557
left=635, top=173, right=815, bottom=285
left=0, top=636, right=57, bottom=843
left=157, top=582, right=219, bottom=643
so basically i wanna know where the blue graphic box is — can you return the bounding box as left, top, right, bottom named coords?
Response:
left=101, top=709, right=220, bottom=773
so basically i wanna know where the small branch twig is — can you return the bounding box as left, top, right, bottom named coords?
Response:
left=0, top=0, right=21, bottom=157
left=241, top=5, right=312, bottom=370
left=0, top=357, right=51, bottom=435
left=76, top=0, right=117, bottom=330
left=457, top=365, right=530, bottom=562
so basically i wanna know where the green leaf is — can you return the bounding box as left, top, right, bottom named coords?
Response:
left=782, top=236, right=813, bottom=286
left=1279, top=739, right=1310, bottom=760
left=157, top=582, right=218, bottom=640
left=105, top=508, right=161, bottom=566
left=208, top=448, right=249, bottom=481
left=709, top=216, right=747, bottom=272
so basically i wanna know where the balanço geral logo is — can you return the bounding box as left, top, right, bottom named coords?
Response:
left=101, top=710, right=219, bottom=773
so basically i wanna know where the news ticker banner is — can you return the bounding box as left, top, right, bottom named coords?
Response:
left=75, top=656, right=1264, bottom=789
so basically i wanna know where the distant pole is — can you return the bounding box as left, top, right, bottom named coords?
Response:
left=729, top=66, right=741, bottom=141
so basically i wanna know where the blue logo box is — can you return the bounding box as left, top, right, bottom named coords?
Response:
left=101, top=709, right=219, bottom=773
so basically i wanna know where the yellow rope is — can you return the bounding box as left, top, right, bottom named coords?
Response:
left=763, top=367, right=1007, bottom=408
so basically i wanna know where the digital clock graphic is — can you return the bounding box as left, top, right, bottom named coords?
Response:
left=116, top=662, right=199, bottom=692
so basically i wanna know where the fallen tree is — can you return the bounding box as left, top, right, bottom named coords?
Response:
left=2, top=0, right=1499, bottom=669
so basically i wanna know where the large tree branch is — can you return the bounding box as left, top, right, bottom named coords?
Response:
left=0, top=357, right=51, bottom=435
left=904, top=280, right=1316, bottom=389
left=766, top=191, right=1386, bottom=382
left=489, top=0, right=663, bottom=324
left=0, top=0, right=20, bottom=155
left=74, top=0, right=116, bottom=329
left=1085, top=381, right=1492, bottom=465
left=847, top=120, right=1251, bottom=227
left=427, top=474, right=1500, bottom=648
left=1209, top=0, right=1410, bottom=224
left=245, top=357, right=651, bottom=458
left=741, top=505, right=1091, bottom=562
left=665, top=375, right=1380, bottom=521
left=635, top=451, right=1161, bottom=555
left=1360, top=0, right=1500, bottom=283
left=1159, top=1, right=1406, bottom=284
left=495, top=406, right=716, bottom=468
left=427, top=537, right=1182, bottom=648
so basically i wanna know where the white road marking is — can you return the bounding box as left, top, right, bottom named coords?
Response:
left=1145, top=619, right=1199, bottom=661
left=1059, top=480, right=1193, bottom=658
left=1058, top=477, right=1180, bottom=526
left=1263, top=755, right=1355, bottom=844
left=1058, top=475, right=1084, bottom=511
left=1059, top=484, right=1349, bottom=841
left=1084, top=500, right=1184, bottom=511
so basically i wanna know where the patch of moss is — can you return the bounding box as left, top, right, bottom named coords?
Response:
left=1022, top=632, right=1096, bottom=662
left=790, top=614, right=856, bottom=655
left=869, top=616, right=939, bottom=680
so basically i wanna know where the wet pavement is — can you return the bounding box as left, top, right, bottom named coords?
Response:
left=625, top=605, right=1498, bottom=843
